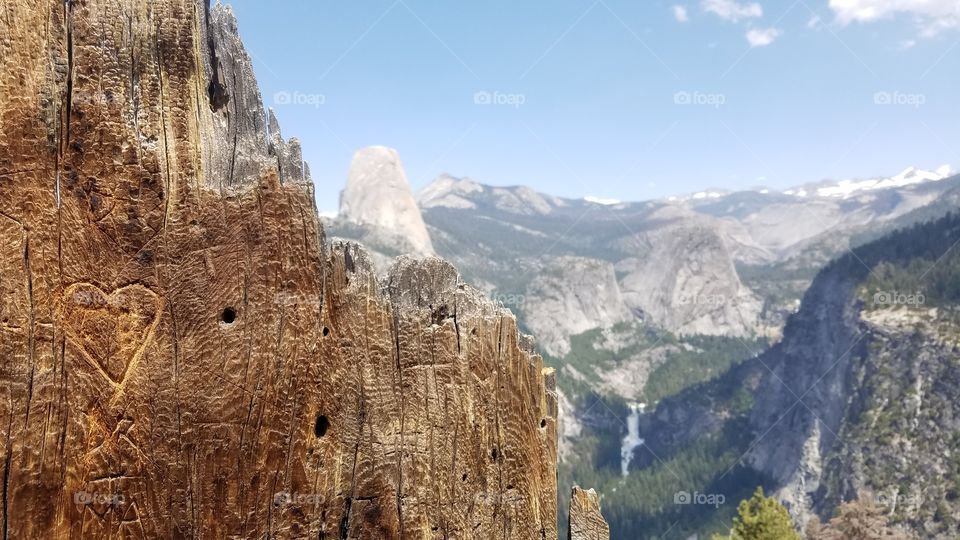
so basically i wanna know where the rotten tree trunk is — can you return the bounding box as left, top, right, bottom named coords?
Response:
left=0, top=1, right=558, bottom=537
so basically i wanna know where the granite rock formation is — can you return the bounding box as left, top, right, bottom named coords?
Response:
left=614, top=219, right=765, bottom=339
left=0, top=1, right=568, bottom=537
left=522, top=257, right=633, bottom=357
left=339, top=146, right=435, bottom=257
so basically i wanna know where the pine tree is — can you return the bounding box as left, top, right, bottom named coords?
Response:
left=713, top=487, right=800, bottom=540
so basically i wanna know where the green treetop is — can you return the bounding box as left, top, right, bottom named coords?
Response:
left=713, top=487, right=800, bottom=540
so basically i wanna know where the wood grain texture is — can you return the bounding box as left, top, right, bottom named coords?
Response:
left=568, top=487, right=610, bottom=540
left=0, top=0, right=558, bottom=537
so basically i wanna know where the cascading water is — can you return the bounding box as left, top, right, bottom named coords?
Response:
left=620, top=402, right=646, bottom=477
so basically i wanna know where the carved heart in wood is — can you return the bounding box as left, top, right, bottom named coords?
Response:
left=59, top=283, right=161, bottom=384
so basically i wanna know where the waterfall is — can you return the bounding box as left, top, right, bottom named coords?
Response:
left=620, top=402, right=646, bottom=477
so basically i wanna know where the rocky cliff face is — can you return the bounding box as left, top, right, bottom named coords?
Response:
left=615, top=222, right=765, bottom=339
left=744, top=260, right=866, bottom=527
left=629, top=212, right=960, bottom=538
left=522, top=257, right=633, bottom=357
left=817, top=306, right=960, bottom=537
left=743, top=214, right=960, bottom=537
left=0, top=1, right=569, bottom=537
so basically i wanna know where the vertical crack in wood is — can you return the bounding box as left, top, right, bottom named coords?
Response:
left=2, top=449, right=10, bottom=540
left=23, top=234, right=35, bottom=427
left=392, top=314, right=405, bottom=538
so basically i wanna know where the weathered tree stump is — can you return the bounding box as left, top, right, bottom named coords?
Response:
left=568, top=487, right=610, bottom=540
left=0, top=1, right=560, bottom=537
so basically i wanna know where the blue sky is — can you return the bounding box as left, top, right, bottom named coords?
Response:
left=227, top=0, right=960, bottom=213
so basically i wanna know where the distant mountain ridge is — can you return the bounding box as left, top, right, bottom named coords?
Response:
left=417, top=180, right=771, bottom=355
left=663, top=164, right=953, bottom=202
left=330, top=150, right=960, bottom=361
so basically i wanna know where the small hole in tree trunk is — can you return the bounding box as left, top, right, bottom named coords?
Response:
left=221, top=307, right=236, bottom=324
left=314, top=415, right=330, bottom=438
left=322, top=326, right=330, bottom=337
left=540, top=419, right=547, bottom=428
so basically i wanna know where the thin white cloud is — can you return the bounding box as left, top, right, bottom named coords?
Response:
left=701, top=0, right=763, bottom=22
left=898, top=38, right=917, bottom=49
left=746, top=27, right=782, bottom=46
left=673, top=5, right=690, bottom=22
left=806, top=14, right=823, bottom=29
left=829, top=0, right=960, bottom=35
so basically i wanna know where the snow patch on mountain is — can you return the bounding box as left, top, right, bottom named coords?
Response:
left=584, top=196, right=622, bottom=205
left=814, top=165, right=952, bottom=198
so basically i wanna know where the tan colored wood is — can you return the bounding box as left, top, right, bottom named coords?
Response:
left=0, top=1, right=560, bottom=537
left=568, top=487, right=610, bottom=540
